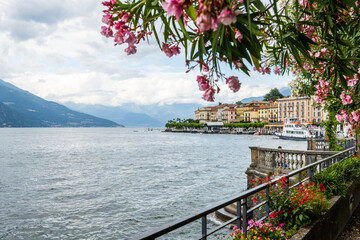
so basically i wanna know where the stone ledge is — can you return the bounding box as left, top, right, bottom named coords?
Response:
left=290, top=180, right=360, bottom=240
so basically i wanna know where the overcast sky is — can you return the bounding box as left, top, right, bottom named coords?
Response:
left=0, top=0, right=293, bottom=106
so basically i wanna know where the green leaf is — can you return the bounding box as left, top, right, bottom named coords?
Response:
left=190, top=40, right=197, bottom=59
left=340, top=0, right=356, bottom=7
left=151, top=22, right=162, bottom=48
left=178, top=17, right=191, bottom=40
left=199, top=36, right=206, bottom=54
left=251, top=54, right=260, bottom=70
left=184, top=5, right=197, bottom=21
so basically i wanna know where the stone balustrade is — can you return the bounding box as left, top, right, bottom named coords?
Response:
left=248, top=146, right=338, bottom=176
left=307, top=139, right=355, bottom=151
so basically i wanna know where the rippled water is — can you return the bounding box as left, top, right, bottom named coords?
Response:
left=0, top=128, right=306, bottom=239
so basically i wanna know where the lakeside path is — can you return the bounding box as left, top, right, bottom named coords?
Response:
left=338, top=203, right=360, bottom=239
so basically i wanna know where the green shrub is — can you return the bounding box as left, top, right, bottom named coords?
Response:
left=312, top=156, right=360, bottom=198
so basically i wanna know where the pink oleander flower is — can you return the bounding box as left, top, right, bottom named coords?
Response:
left=235, top=31, right=243, bottom=42
left=197, top=75, right=210, bottom=91
left=274, top=66, right=281, bottom=75
left=162, top=43, right=180, bottom=57
left=336, top=114, right=344, bottom=123
left=124, top=32, right=137, bottom=46
left=114, top=32, right=125, bottom=45
left=196, top=13, right=218, bottom=32
left=352, top=111, right=360, bottom=122
left=100, top=26, right=113, bottom=37
left=162, top=0, right=184, bottom=20
left=340, top=93, right=353, bottom=105
left=102, top=0, right=117, bottom=6
left=125, top=45, right=137, bottom=55
left=121, top=13, right=130, bottom=22
left=171, top=45, right=180, bottom=56
left=238, top=0, right=244, bottom=3
left=347, top=78, right=358, bottom=87
left=162, top=43, right=173, bottom=57
left=226, top=76, right=241, bottom=92
left=315, top=52, right=320, bottom=58
left=321, top=48, right=327, bottom=53
left=102, top=14, right=113, bottom=25
left=218, top=8, right=237, bottom=25
left=202, top=87, right=215, bottom=102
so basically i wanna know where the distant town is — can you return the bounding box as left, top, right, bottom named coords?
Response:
left=195, top=96, right=324, bottom=125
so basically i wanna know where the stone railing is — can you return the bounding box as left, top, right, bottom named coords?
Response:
left=307, top=138, right=355, bottom=151
left=248, top=146, right=338, bottom=175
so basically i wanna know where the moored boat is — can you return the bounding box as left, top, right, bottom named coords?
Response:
left=275, top=118, right=323, bottom=141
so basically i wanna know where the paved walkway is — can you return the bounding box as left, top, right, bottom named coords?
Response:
left=337, top=203, right=360, bottom=239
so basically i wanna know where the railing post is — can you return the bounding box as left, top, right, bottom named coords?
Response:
left=298, top=171, right=302, bottom=184
left=285, top=178, right=289, bottom=196
left=266, top=186, right=270, bottom=217
left=236, top=200, right=241, bottom=229
left=242, top=198, right=248, bottom=238
left=308, top=166, right=313, bottom=183
left=201, top=216, right=207, bottom=240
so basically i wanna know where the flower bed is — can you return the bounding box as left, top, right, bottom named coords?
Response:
left=229, top=155, right=360, bottom=240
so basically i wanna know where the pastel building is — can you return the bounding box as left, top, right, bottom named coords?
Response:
left=222, top=108, right=237, bottom=124
left=277, top=97, right=325, bottom=123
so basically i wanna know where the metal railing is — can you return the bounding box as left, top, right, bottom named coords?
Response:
left=307, top=138, right=355, bottom=151
left=133, top=147, right=357, bottom=240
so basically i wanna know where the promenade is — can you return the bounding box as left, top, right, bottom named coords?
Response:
left=338, top=203, right=360, bottom=239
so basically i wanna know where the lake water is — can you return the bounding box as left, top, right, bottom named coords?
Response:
left=0, top=128, right=306, bottom=239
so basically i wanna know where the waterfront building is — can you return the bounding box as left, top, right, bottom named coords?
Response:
left=195, top=104, right=236, bottom=123
left=222, top=108, right=237, bottom=124
left=244, top=108, right=260, bottom=122
left=194, top=107, right=217, bottom=123
left=258, top=106, right=270, bottom=122
left=236, top=105, right=253, bottom=122
left=237, top=101, right=271, bottom=122
left=268, top=103, right=279, bottom=122
left=217, top=104, right=237, bottom=122
left=277, top=96, right=325, bottom=123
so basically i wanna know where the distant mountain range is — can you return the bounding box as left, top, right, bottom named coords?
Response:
left=240, top=87, right=291, bottom=103
left=0, top=79, right=121, bottom=127
left=0, top=78, right=292, bottom=127
left=64, top=88, right=292, bottom=127
left=63, top=102, right=206, bottom=127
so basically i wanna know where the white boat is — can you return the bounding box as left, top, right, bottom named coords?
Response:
left=275, top=118, right=323, bottom=141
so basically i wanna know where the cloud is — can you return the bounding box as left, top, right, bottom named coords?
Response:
left=0, top=0, right=293, bottom=108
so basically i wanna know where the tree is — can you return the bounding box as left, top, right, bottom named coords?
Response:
left=100, top=0, right=360, bottom=137
left=236, top=101, right=243, bottom=105
left=263, top=88, right=283, bottom=102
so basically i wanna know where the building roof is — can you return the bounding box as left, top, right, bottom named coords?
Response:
left=217, top=104, right=237, bottom=108
left=223, top=108, right=237, bottom=112
left=244, top=101, right=271, bottom=105
left=277, top=96, right=311, bottom=101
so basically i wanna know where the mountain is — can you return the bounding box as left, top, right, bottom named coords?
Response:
left=241, top=87, right=291, bottom=103
left=63, top=103, right=206, bottom=127
left=63, top=103, right=163, bottom=127
left=0, top=79, right=121, bottom=127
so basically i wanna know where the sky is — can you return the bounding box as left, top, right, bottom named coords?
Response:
left=0, top=0, right=293, bottom=107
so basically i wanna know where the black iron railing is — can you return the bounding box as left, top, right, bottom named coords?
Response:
left=133, top=146, right=357, bottom=240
